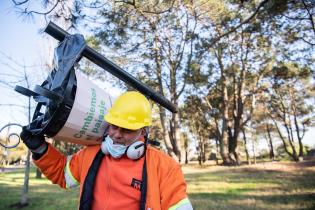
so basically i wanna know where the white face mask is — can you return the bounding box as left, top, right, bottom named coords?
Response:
left=102, top=132, right=142, bottom=159
left=103, top=136, right=127, bottom=158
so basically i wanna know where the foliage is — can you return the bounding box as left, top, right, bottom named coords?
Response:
left=0, top=143, right=28, bottom=166
left=52, top=140, right=83, bottom=156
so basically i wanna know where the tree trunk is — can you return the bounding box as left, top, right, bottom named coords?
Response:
left=198, top=155, right=202, bottom=165
left=293, top=104, right=304, bottom=160
left=216, top=48, right=232, bottom=165
left=20, top=88, right=32, bottom=206
left=159, top=106, right=178, bottom=160
left=215, top=138, right=220, bottom=165
left=228, top=134, right=241, bottom=165
left=202, top=137, right=206, bottom=163
left=252, top=139, right=257, bottom=164
left=266, top=124, right=275, bottom=161
left=198, top=142, right=202, bottom=166
left=198, top=136, right=203, bottom=165
left=170, top=112, right=181, bottom=162
left=272, top=117, right=300, bottom=162
left=185, top=149, right=188, bottom=164
left=227, top=34, right=249, bottom=166
left=297, top=139, right=304, bottom=161
left=20, top=150, right=31, bottom=206
left=285, top=123, right=299, bottom=161
left=36, top=168, right=42, bottom=179
left=242, top=129, right=251, bottom=165
left=232, top=151, right=240, bottom=165
left=229, top=59, right=247, bottom=165
left=278, top=123, right=299, bottom=161
left=169, top=57, right=181, bottom=162
left=220, top=126, right=232, bottom=165
left=154, top=44, right=178, bottom=161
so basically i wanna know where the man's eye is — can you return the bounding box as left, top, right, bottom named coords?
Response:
left=122, top=128, right=134, bottom=133
left=111, top=125, right=118, bottom=129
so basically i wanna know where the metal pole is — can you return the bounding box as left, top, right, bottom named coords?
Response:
left=44, top=21, right=178, bottom=113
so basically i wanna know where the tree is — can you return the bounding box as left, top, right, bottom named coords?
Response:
left=203, top=24, right=273, bottom=165
left=265, top=62, right=314, bottom=161
left=181, top=95, right=214, bottom=165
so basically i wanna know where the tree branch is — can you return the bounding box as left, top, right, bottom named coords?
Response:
left=205, top=0, right=269, bottom=49
left=14, top=0, right=60, bottom=17
left=301, top=0, right=315, bottom=36
left=116, top=0, right=175, bottom=15
left=11, top=0, right=28, bottom=6
left=299, top=36, right=315, bottom=45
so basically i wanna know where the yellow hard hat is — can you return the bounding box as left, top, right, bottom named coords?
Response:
left=104, top=91, right=152, bottom=130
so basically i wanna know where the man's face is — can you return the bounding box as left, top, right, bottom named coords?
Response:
left=108, top=124, right=144, bottom=146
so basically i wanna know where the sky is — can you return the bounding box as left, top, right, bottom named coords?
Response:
left=0, top=1, right=121, bottom=135
left=0, top=0, right=314, bottom=149
left=0, top=1, right=47, bottom=126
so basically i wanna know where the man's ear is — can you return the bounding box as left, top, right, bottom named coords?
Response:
left=103, top=122, right=110, bottom=137
left=141, top=127, right=150, bottom=136
left=140, top=128, right=146, bottom=136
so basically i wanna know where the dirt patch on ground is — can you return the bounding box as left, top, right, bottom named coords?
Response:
left=244, top=160, right=315, bottom=173
left=182, top=160, right=315, bottom=174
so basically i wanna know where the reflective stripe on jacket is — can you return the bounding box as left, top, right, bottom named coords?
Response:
left=34, top=144, right=192, bottom=210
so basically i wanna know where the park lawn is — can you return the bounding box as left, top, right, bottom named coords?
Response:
left=0, top=168, right=79, bottom=210
left=183, top=161, right=315, bottom=210
left=0, top=161, right=315, bottom=210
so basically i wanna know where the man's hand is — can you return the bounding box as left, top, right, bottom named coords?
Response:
left=20, top=126, right=47, bottom=154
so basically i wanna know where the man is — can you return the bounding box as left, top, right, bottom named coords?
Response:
left=20, top=91, right=193, bottom=210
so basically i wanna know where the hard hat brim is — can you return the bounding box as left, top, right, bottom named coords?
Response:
left=105, top=114, right=148, bottom=130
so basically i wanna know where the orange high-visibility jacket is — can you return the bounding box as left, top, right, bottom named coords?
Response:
left=34, top=144, right=191, bottom=210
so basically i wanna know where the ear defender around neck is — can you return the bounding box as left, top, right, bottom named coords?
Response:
left=126, top=141, right=145, bottom=160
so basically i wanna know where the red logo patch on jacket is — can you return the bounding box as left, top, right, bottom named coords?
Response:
left=131, top=178, right=142, bottom=191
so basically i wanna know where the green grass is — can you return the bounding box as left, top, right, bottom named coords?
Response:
left=183, top=162, right=315, bottom=210
left=0, top=168, right=79, bottom=210
left=1, top=162, right=315, bottom=210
